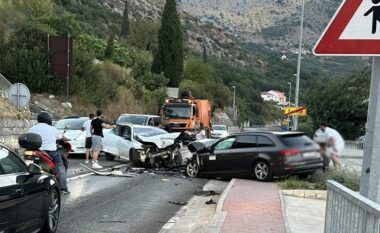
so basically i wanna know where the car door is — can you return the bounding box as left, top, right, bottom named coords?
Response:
left=102, top=127, right=121, bottom=155
left=0, top=147, right=46, bottom=232
left=0, top=173, right=18, bottom=232
left=117, top=125, right=134, bottom=159
left=256, top=135, right=277, bottom=165
left=222, top=135, right=258, bottom=173
left=200, top=136, right=236, bottom=173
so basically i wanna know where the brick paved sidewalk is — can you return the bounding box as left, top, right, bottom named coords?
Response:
left=220, top=179, right=286, bottom=233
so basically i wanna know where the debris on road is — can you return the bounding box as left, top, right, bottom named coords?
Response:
left=194, top=190, right=220, bottom=196
left=205, top=199, right=216, bottom=205
left=168, top=201, right=188, bottom=206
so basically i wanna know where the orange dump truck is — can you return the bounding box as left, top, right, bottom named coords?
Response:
left=161, top=98, right=212, bottom=133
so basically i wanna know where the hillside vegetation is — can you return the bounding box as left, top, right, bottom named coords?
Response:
left=0, top=0, right=370, bottom=133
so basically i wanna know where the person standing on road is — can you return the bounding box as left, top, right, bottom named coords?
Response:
left=30, top=111, right=70, bottom=194
left=196, top=122, right=206, bottom=141
left=318, top=122, right=345, bottom=168
left=82, top=113, right=95, bottom=164
left=91, top=110, right=116, bottom=169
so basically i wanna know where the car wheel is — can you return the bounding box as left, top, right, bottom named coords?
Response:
left=186, top=160, right=199, bottom=178
left=130, top=149, right=141, bottom=167
left=105, top=153, right=115, bottom=161
left=41, top=188, right=60, bottom=233
left=252, top=160, right=272, bottom=182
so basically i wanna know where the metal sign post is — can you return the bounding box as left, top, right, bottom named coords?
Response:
left=360, top=57, right=380, bottom=204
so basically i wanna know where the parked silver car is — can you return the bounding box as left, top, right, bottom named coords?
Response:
left=116, top=114, right=161, bottom=126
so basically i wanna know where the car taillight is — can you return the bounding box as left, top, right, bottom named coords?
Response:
left=280, top=149, right=301, bottom=156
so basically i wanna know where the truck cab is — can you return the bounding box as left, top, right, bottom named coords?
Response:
left=161, top=98, right=211, bottom=132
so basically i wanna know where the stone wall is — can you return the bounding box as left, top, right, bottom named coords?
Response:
left=0, top=119, right=37, bottom=150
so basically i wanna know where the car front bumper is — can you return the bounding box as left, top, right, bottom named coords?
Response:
left=68, top=140, right=86, bottom=154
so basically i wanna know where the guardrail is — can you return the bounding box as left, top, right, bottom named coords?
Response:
left=325, top=180, right=380, bottom=233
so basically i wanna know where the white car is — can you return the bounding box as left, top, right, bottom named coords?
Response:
left=55, top=116, right=89, bottom=154
left=210, top=125, right=229, bottom=139
left=102, top=123, right=182, bottom=166
left=116, top=114, right=161, bottom=126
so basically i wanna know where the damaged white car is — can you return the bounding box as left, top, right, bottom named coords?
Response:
left=102, top=123, right=183, bottom=167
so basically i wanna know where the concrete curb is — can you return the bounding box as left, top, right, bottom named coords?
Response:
left=216, top=178, right=236, bottom=212
left=281, top=190, right=327, bottom=200
left=204, top=178, right=235, bottom=233
left=279, top=191, right=292, bottom=233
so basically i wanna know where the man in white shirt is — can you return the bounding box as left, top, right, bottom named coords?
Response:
left=82, top=113, right=95, bottom=163
left=196, top=123, right=206, bottom=141
left=30, top=112, right=70, bottom=193
left=319, top=122, right=345, bottom=167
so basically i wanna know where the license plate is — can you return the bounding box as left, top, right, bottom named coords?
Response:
left=303, top=152, right=319, bottom=158
left=209, top=155, right=216, bottom=160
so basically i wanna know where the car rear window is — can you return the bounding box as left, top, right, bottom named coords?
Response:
left=279, top=135, right=314, bottom=147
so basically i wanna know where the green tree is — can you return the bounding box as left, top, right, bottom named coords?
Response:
left=104, top=33, right=114, bottom=59
left=182, top=57, right=214, bottom=84
left=305, top=69, right=371, bottom=139
left=120, top=0, right=130, bottom=38
left=203, top=44, right=207, bottom=63
left=151, top=0, right=184, bottom=87
left=127, top=18, right=160, bottom=52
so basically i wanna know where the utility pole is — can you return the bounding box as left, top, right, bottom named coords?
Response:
left=294, top=0, right=305, bottom=130
left=232, top=86, right=236, bottom=126
left=288, top=82, right=292, bottom=107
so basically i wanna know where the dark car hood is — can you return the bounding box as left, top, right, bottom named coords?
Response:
left=188, top=139, right=218, bottom=153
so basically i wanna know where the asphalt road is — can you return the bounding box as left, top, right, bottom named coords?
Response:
left=57, top=156, right=209, bottom=233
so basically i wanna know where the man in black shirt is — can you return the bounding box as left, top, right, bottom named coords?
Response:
left=91, top=110, right=116, bottom=169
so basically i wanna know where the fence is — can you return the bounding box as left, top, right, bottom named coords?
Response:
left=325, top=180, right=380, bottom=233
left=343, top=140, right=364, bottom=158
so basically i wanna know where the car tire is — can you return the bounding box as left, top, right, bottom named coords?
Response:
left=252, top=160, right=272, bottom=182
left=105, top=153, right=115, bottom=161
left=186, top=160, right=199, bottom=178
left=41, top=188, right=60, bottom=233
left=130, top=149, right=141, bottom=167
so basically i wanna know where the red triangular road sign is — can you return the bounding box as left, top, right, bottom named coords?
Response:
left=314, top=0, right=380, bottom=56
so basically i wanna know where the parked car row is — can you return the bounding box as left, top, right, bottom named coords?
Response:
left=54, top=114, right=324, bottom=181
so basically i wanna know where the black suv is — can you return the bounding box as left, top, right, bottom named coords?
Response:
left=186, top=131, right=324, bottom=181
left=0, top=144, right=61, bottom=233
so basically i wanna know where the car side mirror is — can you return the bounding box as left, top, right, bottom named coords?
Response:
left=28, top=163, right=42, bottom=175
left=124, top=135, right=131, bottom=141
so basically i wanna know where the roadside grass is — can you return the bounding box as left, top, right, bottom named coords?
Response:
left=277, top=167, right=360, bottom=191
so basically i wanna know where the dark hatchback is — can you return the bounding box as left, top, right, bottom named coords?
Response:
left=0, top=144, right=61, bottom=233
left=186, top=131, right=324, bottom=181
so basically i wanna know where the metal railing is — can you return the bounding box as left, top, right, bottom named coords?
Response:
left=325, top=180, right=380, bottom=233
left=343, top=140, right=364, bottom=158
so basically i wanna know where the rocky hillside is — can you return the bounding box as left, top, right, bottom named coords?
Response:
left=103, top=0, right=264, bottom=68
left=177, top=0, right=341, bottom=52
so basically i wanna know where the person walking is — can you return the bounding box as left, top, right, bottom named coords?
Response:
left=30, top=112, right=70, bottom=193
left=317, top=122, right=345, bottom=168
left=91, top=110, right=116, bottom=169
left=82, top=113, right=95, bottom=164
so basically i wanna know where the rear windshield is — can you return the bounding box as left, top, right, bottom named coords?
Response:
left=279, top=135, right=314, bottom=147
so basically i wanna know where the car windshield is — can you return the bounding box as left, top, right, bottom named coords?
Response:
left=134, top=127, right=168, bottom=137
left=213, top=126, right=227, bottom=131
left=279, top=135, right=314, bottom=147
left=164, top=105, right=191, bottom=119
left=55, top=118, right=87, bottom=130
left=117, top=115, right=149, bottom=125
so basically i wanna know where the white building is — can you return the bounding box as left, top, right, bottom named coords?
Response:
left=261, top=90, right=287, bottom=105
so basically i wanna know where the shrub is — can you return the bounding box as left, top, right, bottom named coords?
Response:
left=277, top=167, right=360, bottom=191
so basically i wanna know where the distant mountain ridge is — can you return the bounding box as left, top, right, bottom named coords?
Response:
left=177, top=0, right=341, bottom=52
